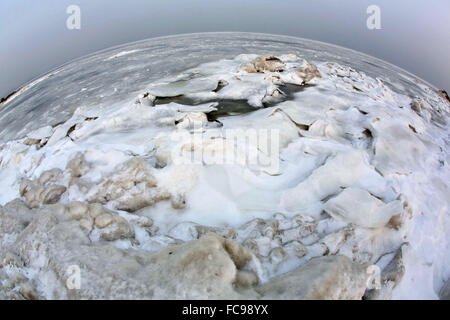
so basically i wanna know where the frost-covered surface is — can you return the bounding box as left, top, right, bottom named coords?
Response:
left=0, top=33, right=449, bottom=300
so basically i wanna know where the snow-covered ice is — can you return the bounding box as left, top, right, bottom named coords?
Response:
left=0, top=33, right=449, bottom=300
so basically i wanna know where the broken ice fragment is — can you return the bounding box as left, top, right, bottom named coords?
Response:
left=137, top=92, right=156, bottom=106
left=253, top=55, right=285, bottom=73
left=323, top=187, right=402, bottom=228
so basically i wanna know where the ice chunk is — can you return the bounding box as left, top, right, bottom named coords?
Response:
left=281, top=150, right=395, bottom=214
left=323, top=187, right=402, bottom=228
left=256, top=255, right=368, bottom=299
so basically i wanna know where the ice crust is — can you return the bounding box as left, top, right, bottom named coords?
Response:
left=0, top=52, right=449, bottom=300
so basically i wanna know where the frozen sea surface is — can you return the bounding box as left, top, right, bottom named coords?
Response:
left=0, top=33, right=449, bottom=300
left=0, top=32, right=440, bottom=142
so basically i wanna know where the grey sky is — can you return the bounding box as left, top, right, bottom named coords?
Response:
left=0, top=0, right=449, bottom=98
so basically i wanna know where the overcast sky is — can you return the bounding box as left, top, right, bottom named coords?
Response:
left=0, top=0, right=449, bottom=98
